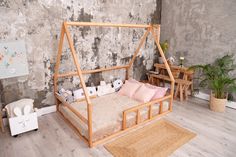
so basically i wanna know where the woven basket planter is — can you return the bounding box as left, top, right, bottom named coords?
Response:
left=210, top=92, right=227, bottom=112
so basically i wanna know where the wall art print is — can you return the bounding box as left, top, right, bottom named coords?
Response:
left=0, top=40, right=29, bottom=79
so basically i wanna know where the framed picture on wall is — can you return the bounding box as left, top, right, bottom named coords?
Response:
left=0, top=40, right=29, bottom=79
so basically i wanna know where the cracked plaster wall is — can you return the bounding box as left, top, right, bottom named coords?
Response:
left=0, top=0, right=161, bottom=108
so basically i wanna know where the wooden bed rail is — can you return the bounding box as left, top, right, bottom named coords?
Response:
left=66, top=22, right=153, bottom=28
left=122, top=95, right=172, bottom=130
left=55, top=93, right=88, bottom=124
left=57, top=65, right=129, bottom=78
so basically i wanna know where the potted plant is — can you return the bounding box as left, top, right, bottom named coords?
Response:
left=190, top=54, right=236, bottom=112
left=159, top=40, right=169, bottom=63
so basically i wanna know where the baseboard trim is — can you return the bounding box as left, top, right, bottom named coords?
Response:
left=36, top=105, right=57, bottom=117
left=226, top=101, right=236, bottom=109
left=194, top=92, right=210, bottom=101
left=194, top=92, right=236, bottom=109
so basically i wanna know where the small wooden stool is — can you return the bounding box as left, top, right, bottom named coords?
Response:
left=0, top=110, right=5, bottom=132
left=147, top=71, right=160, bottom=85
left=174, top=79, right=192, bottom=101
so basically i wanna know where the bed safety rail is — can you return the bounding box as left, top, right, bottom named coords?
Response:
left=122, top=94, right=172, bottom=130
left=55, top=93, right=88, bottom=124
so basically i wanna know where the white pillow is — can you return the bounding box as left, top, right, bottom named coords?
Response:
left=87, top=87, right=97, bottom=96
left=73, top=89, right=84, bottom=100
left=73, top=87, right=97, bottom=100
left=97, top=83, right=115, bottom=96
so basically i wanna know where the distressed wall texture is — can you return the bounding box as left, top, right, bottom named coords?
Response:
left=161, top=0, right=236, bottom=100
left=0, top=0, right=161, bottom=108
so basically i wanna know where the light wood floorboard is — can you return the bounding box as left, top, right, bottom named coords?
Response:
left=0, top=97, right=235, bottom=157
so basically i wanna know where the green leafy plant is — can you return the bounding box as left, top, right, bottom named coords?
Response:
left=160, top=40, right=169, bottom=54
left=190, top=54, right=236, bottom=99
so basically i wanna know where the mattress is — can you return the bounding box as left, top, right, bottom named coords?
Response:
left=59, top=93, right=169, bottom=142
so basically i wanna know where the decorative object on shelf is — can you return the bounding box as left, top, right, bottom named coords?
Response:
left=159, top=40, right=169, bottom=64
left=179, top=56, right=185, bottom=67
left=167, top=56, right=175, bottom=65
left=4, top=99, right=38, bottom=136
left=190, top=54, right=236, bottom=112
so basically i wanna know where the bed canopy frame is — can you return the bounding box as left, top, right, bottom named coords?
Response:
left=54, top=22, right=175, bottom=147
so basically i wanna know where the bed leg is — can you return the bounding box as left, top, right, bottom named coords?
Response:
left=55, top=97, right=60, bottom=111
left=89, top=142, right=93, bottom=148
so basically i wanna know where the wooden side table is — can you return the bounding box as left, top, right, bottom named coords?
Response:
left=148, top=64, right=194, bottom=101
left=0, top=110, right=5, bottom=132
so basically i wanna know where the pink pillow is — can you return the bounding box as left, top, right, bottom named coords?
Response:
left=133, top=85, right=157, bottom=103
left=128, top=78, right=141, bottom=84
left=145, top=84, right=168, bottom=100
left=118, top=80, right=141, bottom=98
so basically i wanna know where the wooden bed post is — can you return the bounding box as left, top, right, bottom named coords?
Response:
left=63, top=22, right=93, bottom=147
left=128, top=28, right=150, bottom=69
left=125, top=67, right=130, bottom=80
left=54, top=24, right=65, bottom=110
left=150, top=25, right=175, bottom=111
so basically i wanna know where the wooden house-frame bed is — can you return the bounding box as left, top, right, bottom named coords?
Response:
left=54, top=22, right=175, bottom=147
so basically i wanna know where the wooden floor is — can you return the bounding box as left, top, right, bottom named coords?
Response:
left=1, top=97, right=236, bottom=157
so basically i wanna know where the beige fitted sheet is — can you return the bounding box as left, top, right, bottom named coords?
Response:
left=59, top=93, right=169, bottom=142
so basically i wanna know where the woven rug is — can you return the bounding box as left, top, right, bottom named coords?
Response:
left=105, top=119, right=196, bottom=157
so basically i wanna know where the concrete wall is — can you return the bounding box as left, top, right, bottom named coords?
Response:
left=0, top=0, right=161, bottom=108
left=161, top=0, right=236, bottom=100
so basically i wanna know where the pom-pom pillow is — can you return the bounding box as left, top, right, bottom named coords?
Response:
left=133, top=84, right=157, bottom=103
left=145, top=84, right=168, bottom=100
left=118, top=80, right=141, bottom=98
